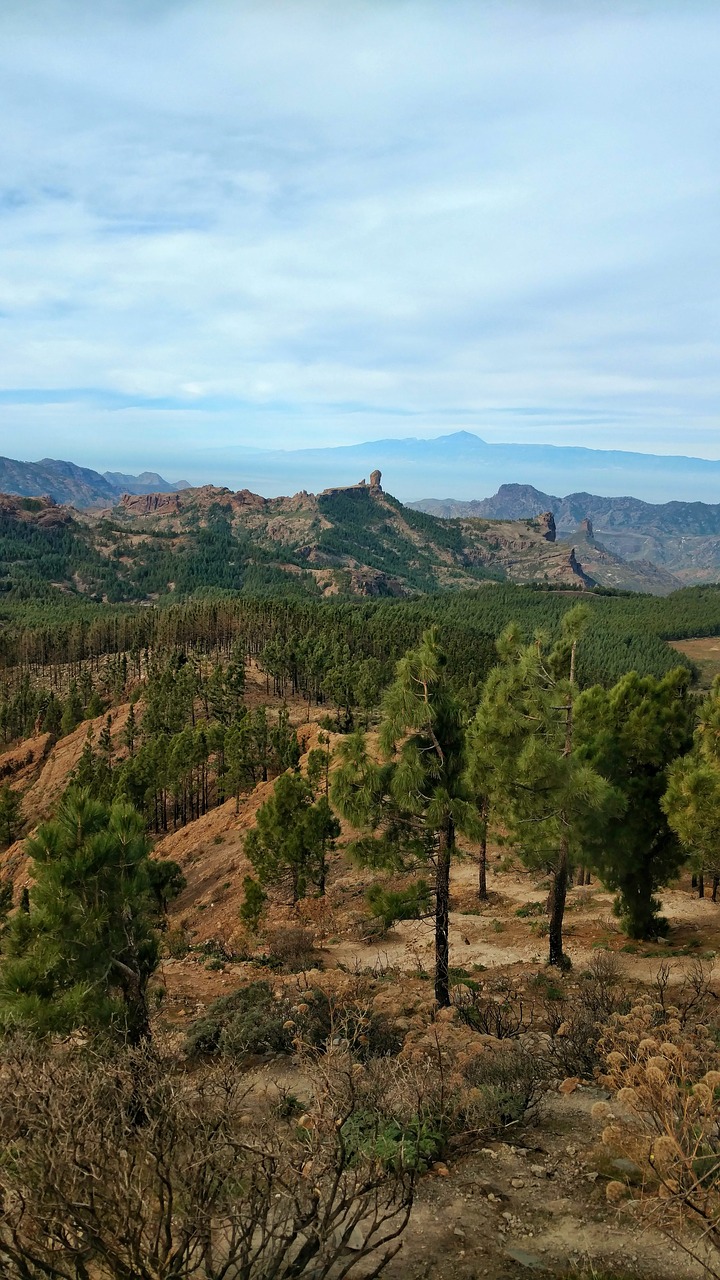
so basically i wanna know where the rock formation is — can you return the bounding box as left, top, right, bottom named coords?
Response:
left=536, top=512, right=556, bottom=543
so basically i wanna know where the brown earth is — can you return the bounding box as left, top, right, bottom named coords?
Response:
left=670, top=636, right=720, bottom=689
left=3, top=684, right=720, bottom=1277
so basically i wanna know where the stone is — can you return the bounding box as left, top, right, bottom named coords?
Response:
left=504, top=1246, right=549, bottom=1271
left=559, top=1076, right=580, bottom=1094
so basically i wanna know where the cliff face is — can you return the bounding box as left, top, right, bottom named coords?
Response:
left=410, top=485, right=720, bottom=585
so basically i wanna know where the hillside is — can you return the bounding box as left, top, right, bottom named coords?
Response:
left=0, top=474, right=683, bottom=605
left=0, top=456, right=188, bottom=508
left=411, top=484, right=720, bottom=585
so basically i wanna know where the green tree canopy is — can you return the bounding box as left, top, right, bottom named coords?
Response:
left=469, top=608, right=617, bottom=966
left=576, top=666, right=694, bottom=939
left=245, top=772, right=340, bottom=903
left=662, top=675, right=720, bottom=893
left=0, top=788, right=160, bottom=1044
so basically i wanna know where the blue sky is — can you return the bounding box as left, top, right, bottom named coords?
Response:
left=0, top=0, right=718, bottom=480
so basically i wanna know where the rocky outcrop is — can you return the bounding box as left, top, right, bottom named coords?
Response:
left=536, top=512, right=556, bottom=542
left=230, top=488, right=267, bottom=511
left=120, top=491, right=182, bottom=516
left=567, top=548, right=596, bottom=588
left=348, top=568, right=403, bottom=597
left=0, top=493, right=72, bottom=527
left=320, top=479, right=371, bottom=498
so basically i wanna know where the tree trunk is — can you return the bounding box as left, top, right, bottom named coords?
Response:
left=435, top=820, right=453, bottom=1007
left=548, top=836, right=569, bottom=968
left=713, top=876, right=719, bottom=903
left=478, top=800, right=489, bottom=901
left=699, top=873, right=705, bottom=899
left=548, top=639, right=576, bottom=969
left=478, top=828, right=488, bottom=901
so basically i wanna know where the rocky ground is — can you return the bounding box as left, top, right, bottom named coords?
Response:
left=3, top=667, right=720, bottom=1277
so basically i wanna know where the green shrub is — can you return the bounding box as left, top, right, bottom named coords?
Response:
left=515, top=901, right=545, bottom=918
left=185, top=982, right=403, bottom=1061
left=186, top=982, right=293, bottom=1058
left=365, top=880, right=431, bottom=933
left=340, top=1110, right=444, bottom=1173
left=463, top=1045, right=548, bottom=1132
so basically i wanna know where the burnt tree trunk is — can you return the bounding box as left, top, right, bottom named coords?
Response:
left=478, top=800, right=489, bottom=901
left=435, top=820, right=453, bottom=1007
left=548, top=838, right=569, bottom=969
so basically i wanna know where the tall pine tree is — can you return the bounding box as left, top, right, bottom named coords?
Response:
left=332, top=627, right=477, bottom=1006
left=469, top=609, right=616, bottom=967
left=577, top=667, right=693, bottom=938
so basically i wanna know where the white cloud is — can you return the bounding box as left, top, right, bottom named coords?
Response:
left=0, top=0, right=718, bottom=468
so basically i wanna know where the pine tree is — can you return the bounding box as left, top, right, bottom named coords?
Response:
left=0, top=788, right=160, bottom=1044
left=470, top=609, right=616, bottom=967
left=239, top=875, right=267, bottom=932
left=0, top=784, right=22, bottom=849
left=332, top=627, right=478, bottom=1006
left=60, top=682, right=83, bottom=737
left=245, top=772, right=340, bottom=903
left=577, top=667, right=693, bottom=939
left=124, top=701, right=138, bottom=757
left=662, top=676, right=720, bottom=905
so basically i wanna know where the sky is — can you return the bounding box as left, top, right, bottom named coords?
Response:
left=0, top=0, right=719, bottom=481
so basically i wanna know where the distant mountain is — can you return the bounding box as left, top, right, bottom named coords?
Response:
left=410, top=484, right=720, bottom=584
left=0, top=457, right=189, bottom=508
left=199, top=431, right=720, bottom=505
left=103, top=471, right=191, bottom=496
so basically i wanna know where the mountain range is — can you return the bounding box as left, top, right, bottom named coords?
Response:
left=2, top=432, right=720, bottom=509
left=0, top=474, right=683, bottom=602
left=410, top=484, right=720, bottom=584
left=195, top=431, right=720, bottom=505
left=0, top=457, right=189, bottom=508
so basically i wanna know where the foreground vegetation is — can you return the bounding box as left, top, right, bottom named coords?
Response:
left=3, top=573, right=720, bottom=1275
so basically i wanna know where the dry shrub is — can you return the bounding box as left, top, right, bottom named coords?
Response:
left=546, top=951, right=631, bottom=1078
left=0, top=1039, right=415, bottom=1280
left=452, top=974, right=531, bottom=1039
left=265, top=924, right=319, bottom=972
left=594, top=965, right=720, bottom=1277
left=186, top=980, right=403, bottom=1062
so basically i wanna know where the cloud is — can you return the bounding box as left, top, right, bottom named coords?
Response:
left=0, top=0, right=718, bottom=469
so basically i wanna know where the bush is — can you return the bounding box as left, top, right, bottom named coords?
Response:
left=365, top=880, right=431, bottom=933
left=595, top=990, right=720, bottom=1275
left=0, top=1041, right=416, bottom=1280
left=463, top=1044, right=549, bottom=1133
left=340, top=1110, right=444, bottom=1173
left=186, top=982, right=404, bottom=1062
left=515, top=901, right=545, bottom=918
left=186, top=982, right=293, bottom=1058
left=265, top=926, right=318, bottom=972
left=452, top=974, right=530, bottom=1039
left=545, top=952, right=630, bottom=1078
